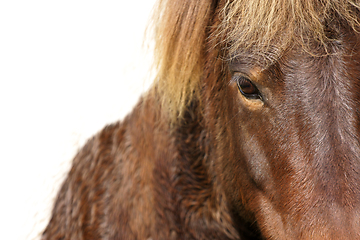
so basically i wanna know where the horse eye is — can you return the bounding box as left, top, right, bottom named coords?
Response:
left=234, top=75, right=262, bottom=100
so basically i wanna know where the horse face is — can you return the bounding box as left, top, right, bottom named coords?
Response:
left=218, top=32, right=360, bottom=239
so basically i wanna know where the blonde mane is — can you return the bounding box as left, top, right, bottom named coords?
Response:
left=150, top=0, right=360, bottom=122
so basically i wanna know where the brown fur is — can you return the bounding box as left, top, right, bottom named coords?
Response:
left=43, top=0, right=360, bottom=239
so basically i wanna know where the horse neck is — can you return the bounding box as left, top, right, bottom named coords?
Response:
left=170, top=101, right=242, bottom=239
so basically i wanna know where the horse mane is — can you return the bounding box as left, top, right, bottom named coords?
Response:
left=150, top=0, right=360, bottom=122
left=150, top=0, right=215, bottom=122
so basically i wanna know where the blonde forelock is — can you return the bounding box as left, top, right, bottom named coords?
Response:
left=150, top=0, right=214, bottom=122
left=218, top=0, right=360, bottom=59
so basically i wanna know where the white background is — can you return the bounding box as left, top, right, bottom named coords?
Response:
left=0, top=1, right=156, bottom=239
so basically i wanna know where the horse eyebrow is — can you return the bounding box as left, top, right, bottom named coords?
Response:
left=228, top=59, right=259, bottom=74
left=228, top=54, right=274, bottom=75
left=228, top=45, right=283, bottom=69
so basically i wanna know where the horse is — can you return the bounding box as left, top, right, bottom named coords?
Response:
left=42, top=0, right=360, bottom=239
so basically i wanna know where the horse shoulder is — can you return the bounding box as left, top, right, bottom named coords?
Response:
left=42, top=95, right=177, bottom=239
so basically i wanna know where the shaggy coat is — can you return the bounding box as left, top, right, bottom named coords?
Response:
left=43, top=0, right=360, bottom=239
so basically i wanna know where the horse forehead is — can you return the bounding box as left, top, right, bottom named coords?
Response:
left=274, top=41, right=360, bottom=176
left=277, top=48, right=359, bottom=131
left=278, top=43, right=358, bottom=88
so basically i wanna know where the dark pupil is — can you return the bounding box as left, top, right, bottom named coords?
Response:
left=234, top=75, right=262, bottom=100
left=239, top=80, right=256, bottom=94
